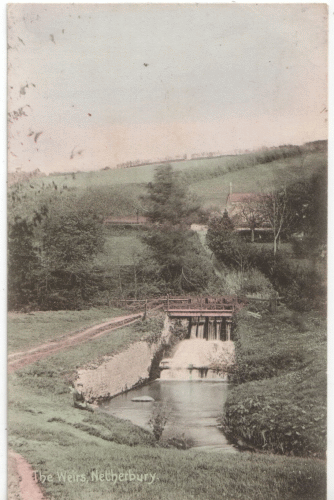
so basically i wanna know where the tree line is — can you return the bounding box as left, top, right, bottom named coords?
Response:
left=8, top=163, right=326, bottom=311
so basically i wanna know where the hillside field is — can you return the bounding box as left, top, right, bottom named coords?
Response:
left=10, top=150, right=326, bottom=223
left=189, top=151, right=326, bottom=209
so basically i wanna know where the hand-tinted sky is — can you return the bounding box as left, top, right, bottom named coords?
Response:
left=8, top=4, right=327, bottom=173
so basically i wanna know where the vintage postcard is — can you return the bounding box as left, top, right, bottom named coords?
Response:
left=7, top=4, right=327, bottom=500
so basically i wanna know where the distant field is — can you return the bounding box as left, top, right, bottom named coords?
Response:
left=9, top=150, right=327, bottom=221
left=94, top=232, right=145, bottom=268
left=25, top=155, right=237, bottom=191
left=190, top=152, right=327, bottom=209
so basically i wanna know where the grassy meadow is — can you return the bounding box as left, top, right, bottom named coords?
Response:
left=7, top=307, right=126, bottom=354
left=94, top=227, right=146, bottom=269
left=10, top=148, right=327, bottom=220
left=189, top=151, right=326, bottom=209
left=8, top=310, right=326, bottom=500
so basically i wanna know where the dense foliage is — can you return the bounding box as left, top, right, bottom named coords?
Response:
left=8, top=203, right=106, bottom=310
left=142, top=164, right=202, bottom=225
left=221, top=310, right=326, bottom=458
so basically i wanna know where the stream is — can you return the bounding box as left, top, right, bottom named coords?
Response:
left=99, top=380, right=237, bottom=452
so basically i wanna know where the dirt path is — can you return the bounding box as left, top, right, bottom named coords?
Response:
left=8, top=312, right=144, bottom=373
left=7, top=310, right=148, bottom=497
left=8, top=451, right=45, bottom=500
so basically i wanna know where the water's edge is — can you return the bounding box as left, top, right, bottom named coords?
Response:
left=74, top=315, right=237, bottom=451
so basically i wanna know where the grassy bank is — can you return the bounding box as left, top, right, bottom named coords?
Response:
left=222, top=308, right=326, bottom=458
left=8, top=309, right=326, bottom=499
left=8, top=307, right=126, bottom=354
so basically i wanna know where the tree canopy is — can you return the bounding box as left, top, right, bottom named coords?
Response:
left=206, top=212, right=254, bottom=274
left=140, top=165, right=214, bottom=293
left=143, top=164, right=201, bottom=225
left=8, top=203, right=105, bottom=310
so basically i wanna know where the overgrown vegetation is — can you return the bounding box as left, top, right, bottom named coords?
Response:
left=8, top=142, right=327, bottom=311
left=139, top=165, right=215, bottom=295
left=205, top=161, right=327, bottom=311
left=221, top=308, right=326, bottom=458
left=148, top=403, right=170, bottom=441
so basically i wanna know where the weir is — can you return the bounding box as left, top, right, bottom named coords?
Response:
left=159, top=338, right=235, bottom=381
left=188, top=316, right=232, bottom=341
left=166, top=295, right=235, bottom=341
left=160, top=296, right=237, bottom=380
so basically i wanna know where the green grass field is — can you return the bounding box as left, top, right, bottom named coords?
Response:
left=95, top=234, right=145, bottom=269
left=189, top=152, right=326, bottom=210
left=8, top=310, right=326, bottom=500
left=7, top=308, right=126, bottom=354
left=22, top=155, right=237, bottom=191
left=9, top=150, right=326, bottom=223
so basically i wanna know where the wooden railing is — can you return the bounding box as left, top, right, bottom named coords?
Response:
left=111, top=294, right=280, bottom=315
left=111, top=295, right=246, bottom=316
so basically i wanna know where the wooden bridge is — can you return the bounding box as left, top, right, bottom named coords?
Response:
left=112, top=295, right=246, bottom=341
left=112, top=294, right=278, bottom=341
left=165, top=296, right=241, bottom=341
left=113, top=295, right=244, bottom=315
left=165, top=296, right=240, bottom=318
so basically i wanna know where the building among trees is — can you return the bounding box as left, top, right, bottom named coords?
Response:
left=226, top=183, right=272, bottom=242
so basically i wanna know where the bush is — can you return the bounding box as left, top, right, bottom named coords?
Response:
left=222, top=368, right=326, bottom=458
left=222, top=310, right=326, bottom=458
left=251, top=248, right=325, bottom=311
left=148, top=403, right=170, bottom=441
left=239, top=269, right=274, bottom=297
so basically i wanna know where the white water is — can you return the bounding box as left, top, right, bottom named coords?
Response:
left=100, top=337, right=236, bottom=451
left=160, top=339, right=235, bottom=381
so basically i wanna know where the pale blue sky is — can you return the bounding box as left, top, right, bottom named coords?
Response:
left=8, top=4, right=328, bottom=173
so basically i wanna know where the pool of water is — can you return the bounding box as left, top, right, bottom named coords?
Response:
left=99, top=380, right=236, bottom=452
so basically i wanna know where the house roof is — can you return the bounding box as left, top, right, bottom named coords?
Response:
left=104, top=216, right=148, bottom=225
left=227, top=193, right=260, bottom=204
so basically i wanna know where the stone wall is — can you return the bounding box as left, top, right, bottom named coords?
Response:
left=75, top=315, right=171, bottom=402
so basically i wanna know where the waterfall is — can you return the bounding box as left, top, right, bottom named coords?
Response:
left=207, top=320, right=215, bottom=341
left=159, top=339, right=235, bottom=381
left=197, top=319, right=205, bottom=339
left=190, top=319, right=197, bottom=339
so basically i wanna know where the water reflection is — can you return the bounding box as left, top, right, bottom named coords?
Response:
left=100, top=380, right=236, bottom=452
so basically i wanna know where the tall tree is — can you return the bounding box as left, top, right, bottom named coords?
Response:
left=141, top=165, right=213, bottom=293
left=143, top=164, right=201, bottom=225
left=255, top=188, right=294, bottom=255
left=39, top=207, right=105, bottom=308
left=42, top=209, right=104, bottom=266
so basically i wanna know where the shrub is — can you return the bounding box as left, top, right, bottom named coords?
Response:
left=239, top=269, right=274, bottom=297
left=148, top=403, right=170, bottom=441
left=251, top=248, right=325, bottom=311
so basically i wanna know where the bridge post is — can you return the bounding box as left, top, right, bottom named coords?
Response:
left=269, top=295, right=277, bottom=313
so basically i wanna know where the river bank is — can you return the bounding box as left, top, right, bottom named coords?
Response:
left=8, top=307, right=326, bottom=499
left=222, top=307, right=326, bottom=458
